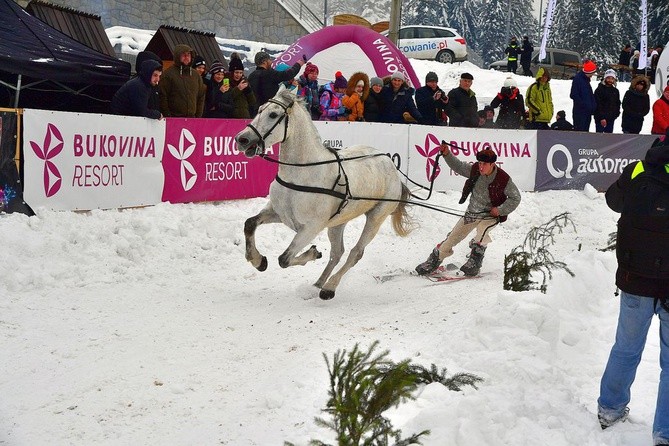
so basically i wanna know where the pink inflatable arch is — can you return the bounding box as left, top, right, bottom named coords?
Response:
left=274, top=25, right=421, bottom=88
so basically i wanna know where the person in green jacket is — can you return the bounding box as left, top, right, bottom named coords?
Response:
left=525, top=67, right=553, bottom=129
left=159, top=44, right=205, bottom=117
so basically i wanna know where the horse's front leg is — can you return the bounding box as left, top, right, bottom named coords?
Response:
left=314, top=224, right=346, bottom=289
left=278, top=225, right=323, bottom=268
left=244, top=205, right=281, bottom=271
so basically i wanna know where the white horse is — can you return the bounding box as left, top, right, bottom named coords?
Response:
left=234, top=88, right=413, bottom=300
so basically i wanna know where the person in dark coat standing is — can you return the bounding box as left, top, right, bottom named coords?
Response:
left=363, top=76, right=385, bottom=122
left=570, top=60, right=598, bottom=131
left=247, top=51, right=305, bottom=116
left=111, top=59, right=163, bottom=119
left=504, top=37, right=520, bottom=74
left=490, top=77, right=525, bottom=129
left=597, top=135, right=669, bottom=442
left=617, top=44, right=632, bottom=81
left=159, top=44, right=205, bottom=117
left=225, top=53, right=256, bottom=119
left=203, top=62, right=233, bottom=118
left=520, top=36, right=534, bottom=76
left=594, top=69, right=621, bottom=133
left=133, top=50, right=162, bottom=113
left=550, top=110, right=574, bottom=130
left=380, top=71, right=422, bottom=124
left=447, top=72, right=479, bottom=128
left=415, top=71, right=448, bottom=126
left=621, top=75, right=650, bottom=134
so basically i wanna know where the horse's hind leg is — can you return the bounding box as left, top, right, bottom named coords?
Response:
left=314, top=224, right=346, bottom=289
left=278, top=225, right=324, bottom=268
left=319, top=210, right=389, bottom=300
left=244, top=205, right=281, bottom=271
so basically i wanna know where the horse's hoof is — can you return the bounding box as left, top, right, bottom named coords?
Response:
left=309, top=245, right=322, bottom=259
left=319, top=289, right=335, bottom=300
left=257, top=256, right=268, bottom=272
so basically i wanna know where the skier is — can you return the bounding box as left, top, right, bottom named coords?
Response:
left=415, top=144, right=521, bottom=277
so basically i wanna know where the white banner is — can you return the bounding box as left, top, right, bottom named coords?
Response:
left=406, top=126, right=538, bottom=192
left=638, top=0, right=648, bottom=69
left=23, top=109, right=165, bottom=211
left=539, top=0, right=557, bottom=61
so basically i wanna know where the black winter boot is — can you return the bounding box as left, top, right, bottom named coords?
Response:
left=415, top=247, right=442, bottom=276
left=460, top=242, right=486, bottom=276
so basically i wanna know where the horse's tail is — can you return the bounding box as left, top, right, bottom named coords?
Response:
left=391, top=183, right=414, bottom=237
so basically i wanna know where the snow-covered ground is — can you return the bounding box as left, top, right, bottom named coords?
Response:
left=1, top=33, right=664, bottom=446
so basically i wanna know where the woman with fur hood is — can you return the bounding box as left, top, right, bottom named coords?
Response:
left=342, top=72, right=370, bottom=121
left=621, top=75, right=650, bottom=134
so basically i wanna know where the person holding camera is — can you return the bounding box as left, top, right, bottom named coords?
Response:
left=415, top=71, right=449, bottom=126
left=203, top=61, right=233, bottom=118
left=490, top=77, right=525, bottom=129
left=225, top=53, right=256, bottom=119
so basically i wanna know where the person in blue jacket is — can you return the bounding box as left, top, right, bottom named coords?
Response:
left=570, top=60, right=598, bottom=131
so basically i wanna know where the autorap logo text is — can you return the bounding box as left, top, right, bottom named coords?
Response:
left=547, top=144, right=637, bottom=179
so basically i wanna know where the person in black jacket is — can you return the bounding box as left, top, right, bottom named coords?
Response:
left=248, top=51, right=305, bottom=116
left=550, top=110, right=574, bottom=130
left=490, top=77, right=525, bottom=129
left=447, top=73, right=479, bottom=128
left=621, top=75, right=650, bottom=134
left=597, top=135, right=669, bottom=442
left=363, top=76, right=385, bottom=122
left=110, top=59, right=162, bottom=119
left=379, top=71, right=422, bottom=124
left=203, top=62, right=233, bottom=118
left=504, top=37, right=520, bottom=74
left=594, top=69, right=621, bottom=133
left=520, top=36, right=534, bottom=76
left=415, top=71, right=448, bottom=126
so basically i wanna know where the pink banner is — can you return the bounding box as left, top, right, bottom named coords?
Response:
left=162, top=118, right=278, bottom=203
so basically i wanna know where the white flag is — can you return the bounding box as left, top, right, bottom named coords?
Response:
left=638, top=0, right=648, bottom=69
left=539, top=0, right=557, bottom=61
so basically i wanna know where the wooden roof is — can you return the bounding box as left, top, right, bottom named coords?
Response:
left=145, top=25, right=226, bottom=68
left=26, top=0, right=116, bottom=57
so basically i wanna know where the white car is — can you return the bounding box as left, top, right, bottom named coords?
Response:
left=384, top=25, right=468, bottom=64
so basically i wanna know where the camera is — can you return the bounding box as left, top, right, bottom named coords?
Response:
left=501, top=86, right=511, bottom=96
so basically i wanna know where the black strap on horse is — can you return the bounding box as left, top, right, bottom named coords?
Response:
left=275, top=147, right=353, bottom=219
left=244, top=98, right=293, bottom=155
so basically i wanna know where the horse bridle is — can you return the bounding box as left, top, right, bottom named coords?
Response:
left=244, top=98, right=293, bottom=156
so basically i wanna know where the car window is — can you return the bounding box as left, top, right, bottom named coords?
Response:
left=554, top=52, right=579, bottom=66
left=399, top=28, right=414, bottom=39
left=536, top=52, right=552, bottom=64
left=434, top=29, right=455, bottom=38
left=416, top=27, right=435, bottom=38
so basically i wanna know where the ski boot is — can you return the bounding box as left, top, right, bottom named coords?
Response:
left=415, top=246, right=442, bottom=276
left=460, top=241, right=486, bottom=276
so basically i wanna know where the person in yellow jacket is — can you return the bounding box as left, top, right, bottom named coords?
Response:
left=525, top=67, right=554, bottom=129
left=159, top=44, right=205, bottom=117
left=342, top=72, right=370, bottom=122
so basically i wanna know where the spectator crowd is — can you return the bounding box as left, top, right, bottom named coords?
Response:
left=110, top=42, right=669, bottom=137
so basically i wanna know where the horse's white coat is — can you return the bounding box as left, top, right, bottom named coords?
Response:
left=234, top=89, right=412, bottom=299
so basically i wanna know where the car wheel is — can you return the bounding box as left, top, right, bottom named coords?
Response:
left=436, top=50, right=454, bottom=64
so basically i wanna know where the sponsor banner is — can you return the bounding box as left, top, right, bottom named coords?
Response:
left=23, top=109, right=165, bottom=211
left=313, top=121, right=410, bottom=171
left=535, top=131, right=657, bottom=191
left=162, top=118, right=277, bottom=203
left=406, top=126, right=537, bottom=192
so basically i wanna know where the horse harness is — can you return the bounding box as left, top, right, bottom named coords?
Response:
left=244, top=98, right=293, bottom=156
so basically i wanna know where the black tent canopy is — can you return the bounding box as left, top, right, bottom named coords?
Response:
left=0, top=0, right=130, bottom=109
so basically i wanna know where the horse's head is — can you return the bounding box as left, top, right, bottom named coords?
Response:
left=235, top=87, right=298, bottom=158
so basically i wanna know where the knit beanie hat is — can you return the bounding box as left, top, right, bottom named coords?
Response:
left=209, top=62, right=225, bottom=75
left=583, top=60, right=597, bottom=74
left=476, top=149, right=497, bottom=163
left=391, top=71, right=405, bottom=81
left=228, top=53, right=244, bottom=72
left=503, top=76, right=516, bottom=88
left=333, top=71, right=347, bottom=89
left=192, top=55, right=206, bottom=68
left=356, top=79, right=365, bottom=87
left=604, top=69, right=617, bottom=80
left=304, top=62, right=319, bottom=76
left=425, top=71, right=438, bottom=83
left=370, top=76, right=383, bottom=87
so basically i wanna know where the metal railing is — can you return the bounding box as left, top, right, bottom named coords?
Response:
left=276, top=0, right=324, bottom=33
